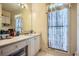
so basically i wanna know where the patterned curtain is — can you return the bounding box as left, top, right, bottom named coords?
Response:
left=15, top=16, right=23, bottom=33
left=48, top=8, right=68, bottom=51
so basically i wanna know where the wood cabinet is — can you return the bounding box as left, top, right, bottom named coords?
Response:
left=28, top=36, right=40, bottom=56
left=2, top=16, right=10, bottom=24
left=2, top=10, right=11, bottom=25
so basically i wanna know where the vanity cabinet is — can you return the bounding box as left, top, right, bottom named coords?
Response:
left=0, top=34, right=40, bottom=56
left=0, top=40, right=27, bottom=56
left=28, top=36, right=40, bottom=56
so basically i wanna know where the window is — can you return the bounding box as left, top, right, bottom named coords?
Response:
left=48, top=4, right=69, bottom=51
left=15, top=15, right=23, bottom=33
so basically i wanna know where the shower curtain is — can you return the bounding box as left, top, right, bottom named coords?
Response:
left=48, top=8, right=68, bottom=51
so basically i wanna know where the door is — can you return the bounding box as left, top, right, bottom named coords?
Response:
left=28, top=38, right=36, bottom=56
left=48, top=4, right=69, bottom=51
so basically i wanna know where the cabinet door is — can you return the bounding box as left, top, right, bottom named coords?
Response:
left=35, top=36, right=40, bottom=54
left=31, top=38, right=35, bottom=56
left=28, top=39, right=31, bottom=56
left=37, top=36, right=40, bottom=52
left=28, top=36, right=40, bottom=56
left=28, top=38, right=35, bottom=56
left=33, top=37, right=37, bottom=55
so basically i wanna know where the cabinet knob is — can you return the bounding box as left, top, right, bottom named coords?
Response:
left=16, top=45, right=18, bottom=48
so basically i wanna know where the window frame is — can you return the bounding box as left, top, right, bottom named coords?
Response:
left=15, top=15, right=23, bottom=33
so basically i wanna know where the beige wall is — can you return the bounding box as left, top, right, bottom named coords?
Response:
left=10, top=12, right=16, bottom=29
left=70, top=4, right=77, bottom=54
left=77, top=4, right=79, bottom=54
left=32, top=4, right=48, bottom=50
left=0, top=4, right=2, bottom=30
left=21, top=7, right=32, bottom=32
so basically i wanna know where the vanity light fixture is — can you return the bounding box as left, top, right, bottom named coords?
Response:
left=17, top=3, right=28, bottom=8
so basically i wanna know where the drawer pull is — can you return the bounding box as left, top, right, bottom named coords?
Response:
left=16, top=45, right=18, bottom=48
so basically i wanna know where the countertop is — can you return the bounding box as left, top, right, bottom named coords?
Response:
left=0, top=33, right=40, bottom=47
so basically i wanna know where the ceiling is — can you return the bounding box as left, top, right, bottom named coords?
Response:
left=2, top=3, right=32, bottom=14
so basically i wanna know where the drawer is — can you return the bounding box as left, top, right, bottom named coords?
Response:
left=1, top=40, right=27, bottom=56
left=15, top=40, right=27, bottom=50
left=1, top=44, right=17, bottom=56
left=26, top=39, right=29, bottom=45
left=35, top=36, right=40, bottom=39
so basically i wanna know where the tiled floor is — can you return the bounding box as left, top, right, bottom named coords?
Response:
left=36, top=51, right=54, bottom=56
left=36, top=48, right=70, bottom=56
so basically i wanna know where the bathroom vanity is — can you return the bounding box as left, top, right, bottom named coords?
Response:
left=0, top=33, right=41, bottom=56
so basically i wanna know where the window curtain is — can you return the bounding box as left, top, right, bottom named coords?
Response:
left=48, top=7, right=68, bottom=51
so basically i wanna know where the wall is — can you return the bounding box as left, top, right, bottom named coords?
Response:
left=0, top=4, right=2, bottom=30
left=10, top=12, right=16, bottom=29
left=32, top=4, right=48, bottom=50
left=70, top=4, right=77, bottom=55
left=21, top=7, right=32, bottom=32
left=77, top=4, right=79, bottom=55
